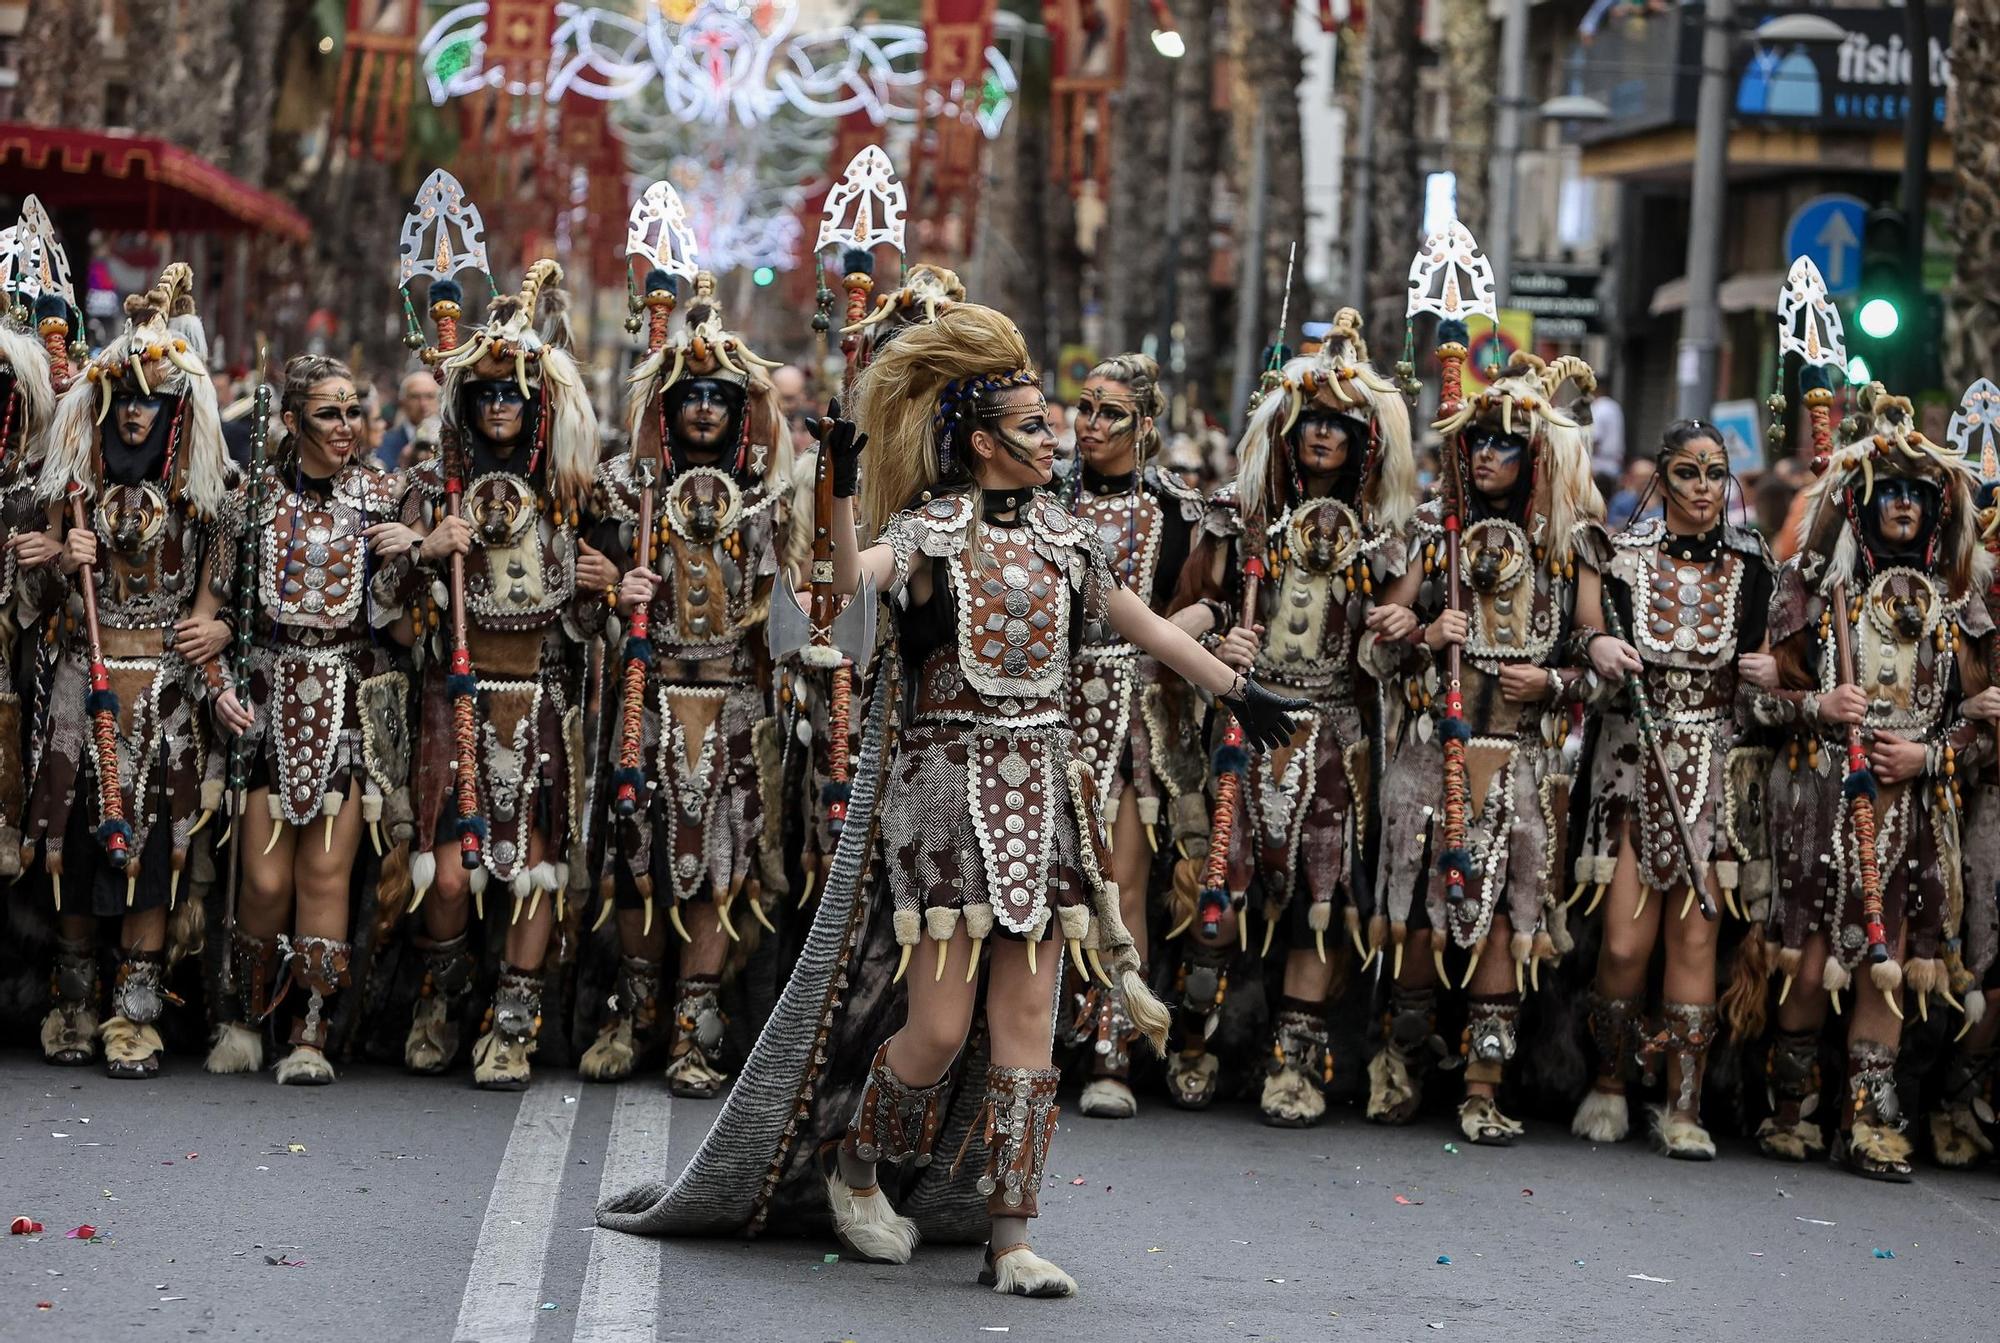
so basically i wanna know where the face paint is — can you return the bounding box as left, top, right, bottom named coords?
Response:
left=468, top=379, right=528, bottom=445
left=1295, top=409, right=1354, bottom=479
left=1468, top=426, right=1527, bottom=498
left=1870, top=475, right=1936, bottom=547
left=114, top=394, right=164, bottom=447
left=1662, top=437, right=1728, bottom=531
left=297, top=379, right=366, bottom=467
left=976, top=390, right=1057, bottom=483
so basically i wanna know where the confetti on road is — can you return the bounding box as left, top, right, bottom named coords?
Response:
left=1628, top=1274, right=1673, bottom=1283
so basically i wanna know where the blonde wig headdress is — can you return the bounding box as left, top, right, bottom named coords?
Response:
left=0, top=319, right=53, bottom=470
left=440, top=258, right=598, bottom=508
left=1797, top=381, right=1986, bottom=596
left=623, top=270, right=789, bottom=492
left=1433, top=350, right=1603, bottom=565
left=1233, top=308, right=1415, bottom=537
left=1083, top=350, right=1167, bottom=470
left=39, top=262, right=227, bottom=519
left=852, top=302, right=1036, bottom=540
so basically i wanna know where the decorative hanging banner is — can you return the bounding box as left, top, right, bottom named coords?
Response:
left=331, top=0, right=423, bottom=161
left=915, top=0, right=998, bottom=202
left=1042, top=0, right=1128, bottom=194
left=418, top=1, right=1014, bottom=136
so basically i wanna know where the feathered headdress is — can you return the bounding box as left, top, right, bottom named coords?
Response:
left=624, top=270, right=790, bottom=491
left=39, top=262, right=227, bottom=518
left=853, top=302, right=1035, bottom=540
left=1434, top=350, right=1603, bottom=564
left=842, top=260, right=967, bottom=350
left=1234, top=307, right=1415, bottom=537
left=1797, top=381, right=1986, bottom=595
left=440, top=258, right=598, bottom=508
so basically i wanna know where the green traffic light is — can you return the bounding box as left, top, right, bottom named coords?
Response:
left=1845, top=354, right=1871, bottom=384
left=1857, top=297, right=1900, bottom=340
left=752, top=266, right=776, bottom=286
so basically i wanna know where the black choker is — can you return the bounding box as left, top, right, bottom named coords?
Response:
left=1662, top=522, right=1723, bottom=562
left=1081, top=464, right=1136, bottom=494
left=982, top=487, right=1032, bottom=520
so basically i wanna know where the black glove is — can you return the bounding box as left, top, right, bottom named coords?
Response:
left=810, top=397, right=868, bottom=499
left=1223, top=676, right=1310, bottom=752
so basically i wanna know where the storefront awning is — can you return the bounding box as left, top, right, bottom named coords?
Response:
left=1649, top=270, right=1787, bottom=319
left=0, top=122, right=309, bottom=242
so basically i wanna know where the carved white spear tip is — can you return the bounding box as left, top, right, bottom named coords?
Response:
left=1777, top=255, right=1847, bottom=369
left=399, top=168, right=490, bottom=287
left=816, top=144, right=908, bottom=255
left=627, top=180, right=700, bottom=281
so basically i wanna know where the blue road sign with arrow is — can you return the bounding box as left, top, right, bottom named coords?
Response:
left=1783, top=194, right=1867, bottom=298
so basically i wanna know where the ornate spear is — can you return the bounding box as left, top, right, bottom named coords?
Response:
left=770, top=147, right=899, bottom=902
left=1406, top=220, right=1499, bottom=909
left=397, top=169, right=491, bottom=878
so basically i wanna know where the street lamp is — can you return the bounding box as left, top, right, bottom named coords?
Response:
left=1148, top=1, right=1184, bottom=59
left=1538, top=94, right=1610, bottom=122
left=1751, top=15, right=1848, bottom=44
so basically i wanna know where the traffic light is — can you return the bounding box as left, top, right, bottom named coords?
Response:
left=1852, top=206, right=1911, bottom=386
left=752, top=266, right=776, bottom=287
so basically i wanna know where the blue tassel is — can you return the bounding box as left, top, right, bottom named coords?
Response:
left=820, top=780, right=852, bottom=807
left=1439, top=318, right=1470, bottom=346
left=1843, top=769, right=1878, bottom=801
left=623, top=637, right=653, bottom=666
left=446, top=672, right=479, bottom=699
left=1801, top=364, right=1831, bottom=393
left=643, top=268, right=678, bottom=300
left=1439, top=716, right=1472, bottom=743
left=429, top=278, right=463, bottom=308
left=454, top=815, right=489, bottom=843
left=97, top=817, right=133, bottom=849
left=86, top=688, right=121, bottom=717
left=611, top=766, right=645, bottom=794
left=841, top=248, right=874, bottom=279
left=1437, top=848, right=1474, bottom=878
left=1212, top=744, right=1249, bottom=776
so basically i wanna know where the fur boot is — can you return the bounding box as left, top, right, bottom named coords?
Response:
left=205, top=932, right=281, bottom=1075
left=404, top=932, right=473, bottom=1075
left=980, top=1244, right=1078, bottom=1299
left=663, top=974, right=728, bottom=1098
left=825, top=1043, right=948, bottom=1263
left=274, top=936, right=349, bottom=1087
left=579, top=955, right=661, bottom=1083
left=1260, top=1000, right=1332, bottom=1128
left=40, top=936, right=98, bottom=1066
left=101, top=950, right=168, bottom=1079
left=471, top=964, right=542, bottom=1091
left=1833, top=1040, right=1912, bottom=1181
left=1755, top=1028, right=1825, bottom=1161
left=1366, top=986, right=1438, bottom=1125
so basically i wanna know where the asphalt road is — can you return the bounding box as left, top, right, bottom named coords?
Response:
left=3, top=1057, right=1997, bottom=1342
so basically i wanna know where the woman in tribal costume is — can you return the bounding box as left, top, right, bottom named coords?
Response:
left=27, top=264, right=237, bottom=1076
left=200, top=355, right=412, bottom=1085
left=1750, top=384, right=1992, bottom=1180
left=1565, top=419, right=1776, bottom=1158
left=1168, top=312, right=1415, bottom=1126
left=578, top=273, right=791, bottom=1097
left=1058, top=351, right=1217, bottom=1121
left=1360, top=352, right=1602, bottom=1144
left=374, top=261, right=608, bottom=1090
left=598, top=303, right=1300, bottom=1297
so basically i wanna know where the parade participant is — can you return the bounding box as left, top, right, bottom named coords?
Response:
left=1361, top=350, right=1602, bottom=1143
left=1167, top=311, right=1415, bottom=1125
left=1565, top=419, right=1775, bottom=1158
left=1753, top=382, right=1991, bottom=1180
left=1061, top=350, right=1218, bottom=1120
left=199, top=355, right=410, bottom=1084
left=578, top=271, right=791, bottom=1097
left=598, top=303, right=1301, bottom=1298
left=379, top=260, right=604, bottom=1090
left=28, top=264, right=235, bottom=1076
left=0, top=210, right=68, bottom=885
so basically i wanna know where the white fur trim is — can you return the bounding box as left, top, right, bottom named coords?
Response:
left=892, top=906, right=922, bottom=946
left=203, top=1022, right=263, bottom=1075
left=410, top=850, right=437, bottom=897
left=1571, top=1089, right=1629, bottom=1144
left=924, top=905, right=961, bottom=942
left=825, top=1170, right=918, bottom=1264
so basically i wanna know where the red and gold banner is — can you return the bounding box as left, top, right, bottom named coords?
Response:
left=483, top=0, right=558, bottom=73
left=331, top=0, right=422, bottom=161
left=1043, top=0, right=1127, bottom=194
left=917, top=0, right=996, bottom=199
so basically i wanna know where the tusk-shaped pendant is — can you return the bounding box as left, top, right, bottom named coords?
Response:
left=1585, top=883, right=1608, bottom=918
left=1530, top=955, right=1542, bottom=992
left=1349, top=924, right=1367, bottom=962
left=1722, top=887, right=1741, bottom=920
left=797, top=869, right=816, bottom=910
left=1394, top=943, right=1405, bottom=980
left=1778, top=973, right=1794, bottom=1006
left=324, top=815, right=335, bottom=853
left=262, top=817, right=284, bottom=856
left=1166, top=913, right=1194, bottom=941
left=1316, top=928, right=1328, bottom=965
left=641, top=896, right=653, bottom=939
left=750, top=898, right=776, bottom=933
left=670, top=903, right=692, bottom=944
left=189, top=808, right=214, bottom=838
left=1915, top=991, right=1928, bottom=1023
left=934, top=939, right=949, bottom=982
left=1514, top=958, right=1525, bottom=996
left=1940, top=985, right=1965, bottom=1013
left=1957, top=1014, right=1976, bottom=1042
left=1566, top=880, right=1588, bottom=910
left=408, top=884, right=426, bottom=916
left=892, top=942, right=912, bottom=984
left=1086, top=947, right=1112, bottom=988
left=1237, top=911, right=1249, bottom=951
left=1025, top=938, right=1039, bottom=977
left=1433, top=945, right=1447, bottom=983
left=1460, top=946, right=1482, bottom=990
left=1260, top=919, right=1277, bottom=957
left=591, top=899, right=613, bottom=932
left=1679, top=886, right=1696, bottom=921
left=1883, top=987, right=1903, bottom=1021
left=717, top=901, right=740, bottom=943
left=169, top=868, right=180, bottom=908
left=1632, top=887, right=1648, bottom=921
left=1069, top=938, right=1089, bottom=982
left=1145, top=826, right=1158, bottom=853
left=510, top=895, right=522, bottom=925
left=526, top=889, right=541, bottom=924
left=370, top=820, right=385, bottom=856
left=966, top=937, right=985, bottom=983
left=1829, top=986, right=1842, bottom=1016
left=126, top=873, right=137, bottom=907
left=50, top=871, right=60, bottom=913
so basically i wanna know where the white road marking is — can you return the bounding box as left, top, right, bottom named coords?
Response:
left=452, top=1081, right=582, bottom=1343
left=572, top=1086, right=675, bottom=1343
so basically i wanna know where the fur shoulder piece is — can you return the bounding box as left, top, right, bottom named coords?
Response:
left=1959, top=585, right=1997, bottom=641
left=1723, top=522, right=1773, bottom=564
left=1767, top=560, right=1813, bottom=647
left=591, top=452, right=644, bottom=525
left=1145, top=464, right=1206, bottom=522
left=1201, top=482, right=1243, bottom=538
